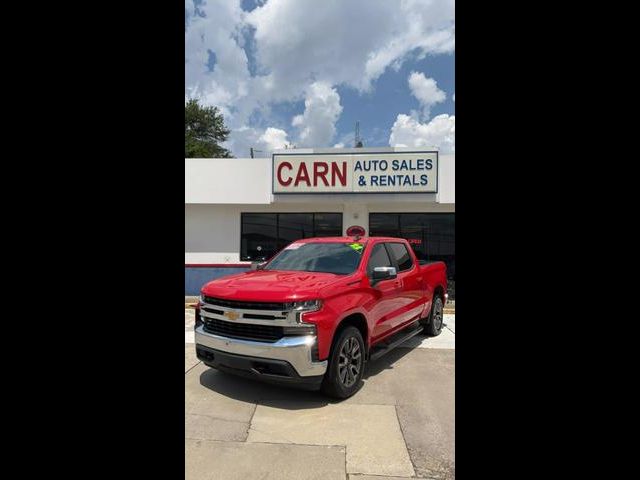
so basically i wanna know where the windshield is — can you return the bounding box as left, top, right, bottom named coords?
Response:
left=264, top=242, right=366, bottom=275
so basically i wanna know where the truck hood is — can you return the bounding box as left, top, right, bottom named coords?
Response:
left=201, top=270, right=349, bottom=301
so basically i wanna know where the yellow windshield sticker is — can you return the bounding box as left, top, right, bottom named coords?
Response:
left=348, top=243, right=364, bottom=254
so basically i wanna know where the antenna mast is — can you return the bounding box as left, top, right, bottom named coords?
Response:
left=354, top=121, right=363, bottom=148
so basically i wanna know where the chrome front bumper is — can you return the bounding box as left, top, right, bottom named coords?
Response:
left=194, top=325, right=328, bottom=377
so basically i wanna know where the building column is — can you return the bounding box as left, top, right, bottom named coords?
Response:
left=342, top=203, right=369, bottom=236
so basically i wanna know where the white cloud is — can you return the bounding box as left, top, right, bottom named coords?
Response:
left=185, top=1, right=250, bottom=116
left=389, top=113, right=455, bottom=153
left=259, top=127, right=289, bottom=151
left=246, top=0, right=454, bottom=93
left=224, top=125, right=289, bottom=157
left=223, top=126, right=262, bottom=158
left=333, top=142, right=345, bottom=148
left=408, top=71, right=446, bottom=118
left=388, top=69, right=453, bottom=153
left=292, top=82, right=343, bottom=147
left=185, top=0, right=455, bottom=156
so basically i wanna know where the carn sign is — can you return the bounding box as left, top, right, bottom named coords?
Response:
left=273, top=151, right=438, bottom=194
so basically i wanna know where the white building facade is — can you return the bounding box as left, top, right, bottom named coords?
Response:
left=185, top=147, right=455, bottom=297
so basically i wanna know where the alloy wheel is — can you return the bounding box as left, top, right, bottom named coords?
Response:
left=433, top=301, right=443, bottom=330
left=338, top=337, right=362, bottom=387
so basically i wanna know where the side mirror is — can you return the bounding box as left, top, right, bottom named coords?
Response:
left=251, top=261, right=266, bottom=271
left=371, top=266, right=397, bottom=285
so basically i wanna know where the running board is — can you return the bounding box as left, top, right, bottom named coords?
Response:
left=368, top=322, right=423, bottom=362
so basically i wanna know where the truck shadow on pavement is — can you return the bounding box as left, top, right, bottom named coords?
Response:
left=197, top=344, right=417, bottom=409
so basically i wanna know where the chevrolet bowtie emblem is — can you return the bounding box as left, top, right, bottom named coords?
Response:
left=224, top=310, right=240, bottom=321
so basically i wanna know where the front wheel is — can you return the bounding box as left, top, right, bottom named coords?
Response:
left=321, top=326, right=365, bottom=399
left=423, top=295, right=444, bottom=337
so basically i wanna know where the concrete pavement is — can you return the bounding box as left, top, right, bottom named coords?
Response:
left=186, top=439, right=347, bottom=480
left=185, top=309, right=455, bottom=479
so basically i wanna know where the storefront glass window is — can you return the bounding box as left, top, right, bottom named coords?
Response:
left=277, top=213, right=314, bottom=251
left=241, top=213, right=343, bottom=261
left=241, top=213, right=278, bottom=262
left=313, top=213, right=343, bottom=237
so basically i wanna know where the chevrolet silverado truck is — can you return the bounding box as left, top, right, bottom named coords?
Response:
left=194, top=236, right=447, bottom=398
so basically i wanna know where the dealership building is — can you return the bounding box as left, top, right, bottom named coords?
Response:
left=185, top=147, right=455, bottom=297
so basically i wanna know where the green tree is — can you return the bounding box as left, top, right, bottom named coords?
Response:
left=185, top=99, right=232, bottom=158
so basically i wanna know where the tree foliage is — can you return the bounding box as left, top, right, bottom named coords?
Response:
left=185, top=99, right=232, bottom=158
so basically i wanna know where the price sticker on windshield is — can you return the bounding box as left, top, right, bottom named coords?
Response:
left=348, top=243, right=364, bottom=254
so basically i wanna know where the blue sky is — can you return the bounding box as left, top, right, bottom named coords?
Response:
left=263, top=53, right=455, bottom=148
left=186, top=0, right=455, bottom=156
left=335, top=54, right=455, bottom=147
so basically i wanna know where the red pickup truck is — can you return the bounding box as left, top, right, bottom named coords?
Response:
left=195, top=236, right=447, bottom=398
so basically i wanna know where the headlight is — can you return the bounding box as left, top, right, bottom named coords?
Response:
left=200, top=293, right=206, bottom=303
left=290, top=300, right=322, bottom=312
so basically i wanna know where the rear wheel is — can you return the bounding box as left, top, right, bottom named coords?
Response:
left=321, top=326, right=365, bottom=399
left=423, top=295, right=444, bottom=336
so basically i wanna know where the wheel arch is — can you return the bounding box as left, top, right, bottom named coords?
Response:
left=329, top=311, right=369, bottom=356
left=333, top=312, right=369, bottom=352
left=433, top=285, right=446, bottom=304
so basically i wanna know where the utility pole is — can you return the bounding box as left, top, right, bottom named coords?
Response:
left=354, top=121, right=363, bottom=147
left=250, top=148, right=264, bottom=158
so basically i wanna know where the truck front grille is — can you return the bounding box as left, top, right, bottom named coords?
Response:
left=203, top=317, right=284, bottom=342
left=203, top=296, right=289, bottom=311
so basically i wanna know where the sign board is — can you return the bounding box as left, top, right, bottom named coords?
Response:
left=346, top=225, right=366, bottom=236
left=272, top=151, right=438, bottom=194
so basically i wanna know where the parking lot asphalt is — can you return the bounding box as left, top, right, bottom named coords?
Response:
left=185, top=309, right=455, bottom=480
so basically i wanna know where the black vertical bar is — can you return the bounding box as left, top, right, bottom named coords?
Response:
left=276, top=213, right=280, bottom=258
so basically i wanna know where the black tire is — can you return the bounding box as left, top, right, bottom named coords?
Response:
left=321, top=326, right=365, bottom=399
left=423, top=295, right=444, bottom=336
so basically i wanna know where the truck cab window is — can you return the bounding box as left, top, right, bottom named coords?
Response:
left=388, top=243, right=413, bottom=271
left=367, top=243, right=393, bottom=276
